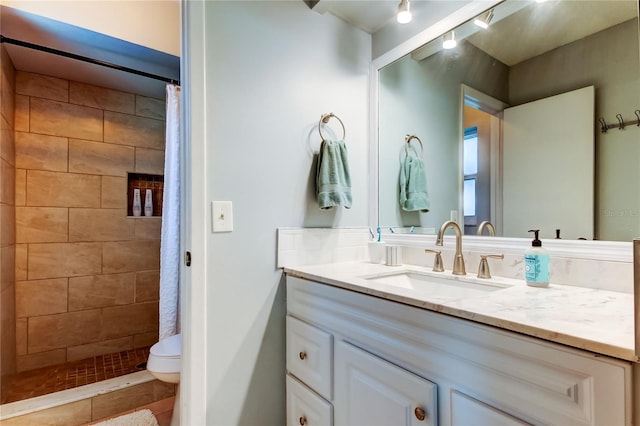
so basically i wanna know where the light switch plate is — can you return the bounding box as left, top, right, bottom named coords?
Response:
left=212, top=201, right=233, bottom=232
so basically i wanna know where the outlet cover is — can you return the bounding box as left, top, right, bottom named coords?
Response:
left=212, top=201, right=233, bottom=232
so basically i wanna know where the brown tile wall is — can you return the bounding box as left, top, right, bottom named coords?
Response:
left=1, top=45, right=17, bottom=377
left=13, top=71, right=166, bottom=372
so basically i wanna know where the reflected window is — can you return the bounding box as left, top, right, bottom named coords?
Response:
left=463, top=127, right=478, bottom=218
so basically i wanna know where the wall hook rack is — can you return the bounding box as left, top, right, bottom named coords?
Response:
left=599, top=110, right=640, bottom=133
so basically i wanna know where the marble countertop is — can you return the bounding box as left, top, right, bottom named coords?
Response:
left=284, top=261, right=637, bottom=362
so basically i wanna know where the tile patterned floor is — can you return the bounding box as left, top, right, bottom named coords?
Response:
left=1, top=346, right=150, bottom=404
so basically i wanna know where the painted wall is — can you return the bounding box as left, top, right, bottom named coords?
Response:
left=2, top=0, right=180, bottom=56
left=0, top=44, right=17, bottom=377
left=13, top=71, right=165, bottom=372
left=185, top=1, right=370, bottom=424
left=509, top=18, right=640, bottom=241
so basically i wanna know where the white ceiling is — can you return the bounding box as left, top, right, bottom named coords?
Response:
left=313, top=0, right=434, bottom=34
left=2, top=0, right=637, bottom=99
left=466, top=0, right=638, bottom=66
left=0, top=5, right=179, bottom=99
left=318, top=0, right=639, bottom=65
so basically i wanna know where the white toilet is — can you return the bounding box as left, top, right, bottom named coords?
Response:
left=147, top=333, right=181, bottom=383
left=147, top=333, right=181, bottom=425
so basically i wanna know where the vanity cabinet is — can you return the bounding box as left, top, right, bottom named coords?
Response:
left=285, top=275, right=632, bottom=426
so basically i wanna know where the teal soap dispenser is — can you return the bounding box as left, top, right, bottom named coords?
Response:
left=525, top=229, right=550, bottom=287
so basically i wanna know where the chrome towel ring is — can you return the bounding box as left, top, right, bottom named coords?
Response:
left=319, top=113, right=346, bottom=141
left=405, top=134, right=423, bottom=155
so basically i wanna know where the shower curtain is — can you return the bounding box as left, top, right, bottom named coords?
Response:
left=159, top=84, right=181, bottom=339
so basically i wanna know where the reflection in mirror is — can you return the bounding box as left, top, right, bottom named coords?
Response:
left=378, top=0, right=639, bottom=241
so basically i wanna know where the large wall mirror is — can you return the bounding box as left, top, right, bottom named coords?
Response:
left=375, top=0, right=639, bottom=241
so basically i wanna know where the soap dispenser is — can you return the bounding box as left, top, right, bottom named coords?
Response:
left=525, top=229, right=549, bottom=287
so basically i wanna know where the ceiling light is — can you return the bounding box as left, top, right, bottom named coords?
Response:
left=397, top=0, right=412, bottom=24
left=442, top=31, right=457, bottom=49
left=473, top=9, right=494, bottom=29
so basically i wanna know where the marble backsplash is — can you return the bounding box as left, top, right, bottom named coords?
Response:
left=277, top=228, right=634, bottom=294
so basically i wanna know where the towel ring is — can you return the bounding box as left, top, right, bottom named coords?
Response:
left=319, top=113, right=346, bottom=141
left=405, top=134, right=423, bottom=154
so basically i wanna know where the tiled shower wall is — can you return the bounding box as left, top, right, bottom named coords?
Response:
left=1, top=46, right=17, bottom=377
left=13, top=71, right=165, bottom=372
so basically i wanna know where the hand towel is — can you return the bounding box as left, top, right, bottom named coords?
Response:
left=316, top=139, right=352, bottom=209
left=399, top=147, right=430, bottom=212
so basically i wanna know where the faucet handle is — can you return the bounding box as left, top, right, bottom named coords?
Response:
left=477, top=254, right=504, bottom=279
left=424, top=249, right=444, bottom=272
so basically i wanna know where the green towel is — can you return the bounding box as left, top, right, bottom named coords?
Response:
left=316, top=139, right=352, bottom=209
left=399, top=147, right=430, bottom=212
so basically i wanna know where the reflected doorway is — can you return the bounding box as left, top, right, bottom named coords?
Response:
left=461, top=85, right=507, bottom=236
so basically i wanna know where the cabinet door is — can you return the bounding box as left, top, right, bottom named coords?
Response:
left=287, top=374, right=333, bottom=426
left=334, top=340, right=437, bottom=426
left=451, top=391, right=529, bottom=426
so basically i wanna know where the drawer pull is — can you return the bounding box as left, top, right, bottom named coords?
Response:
left=299, top=415, right=307, bottom=425
left=414, top=406, right=426, bottom=421
left=299, top=351, right=307, bottom=360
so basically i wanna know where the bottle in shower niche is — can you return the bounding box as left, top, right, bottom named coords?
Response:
left=132, top=188, right=142, bottom=217
left=524, top=229, right=550, bottom=287
left=144, top=189, right=153, bottom=217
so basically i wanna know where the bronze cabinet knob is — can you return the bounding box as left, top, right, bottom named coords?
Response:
left=414, top=406, right=426, bottom=421
left=299, top=415, right=307, bottom=425
left=299, top=351, right=307, bottom=360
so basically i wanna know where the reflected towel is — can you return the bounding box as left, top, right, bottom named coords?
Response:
left=316, top=139, right=352, bottom=209
left=399, top=147, right=430, bottom=212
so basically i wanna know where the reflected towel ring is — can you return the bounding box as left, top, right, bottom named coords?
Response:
left=405, top=134, right=423, bottom=155
left=319, top=113, right=346, bottom=141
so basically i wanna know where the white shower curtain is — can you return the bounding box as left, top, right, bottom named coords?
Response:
left=159, top=84, right=181, bottom=339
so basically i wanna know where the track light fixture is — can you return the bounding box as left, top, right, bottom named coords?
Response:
left=474, top=9, right=494, bottom=29
left=442, top=31, right=457, bottom=49
left=397, top=0, right=412, bottom=24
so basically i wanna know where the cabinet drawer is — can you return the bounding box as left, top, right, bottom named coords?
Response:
left=286, top=315, right=333, bottom=400
left=287, top=374, right=333, bottom=426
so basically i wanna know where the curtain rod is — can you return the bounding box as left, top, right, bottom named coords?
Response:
left=0, top=35, right=180, bottom=85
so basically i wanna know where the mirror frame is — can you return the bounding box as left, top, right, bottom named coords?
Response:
left=368, top=0, right=633, bottom=262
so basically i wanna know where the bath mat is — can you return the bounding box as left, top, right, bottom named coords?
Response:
left=93, top=409, right=159, bottom=426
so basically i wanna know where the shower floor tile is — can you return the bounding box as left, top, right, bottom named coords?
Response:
left=0, top=346, right=150, bottom=404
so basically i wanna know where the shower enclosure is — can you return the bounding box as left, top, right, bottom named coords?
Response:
left=0, top=5, right=179, bottom=420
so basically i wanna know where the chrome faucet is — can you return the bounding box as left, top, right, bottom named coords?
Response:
left=477, top=221, right=495, bottom=236
left=435, top=220, right=466, bottom=275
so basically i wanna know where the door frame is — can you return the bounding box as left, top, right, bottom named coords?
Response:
left=460, top=84, right=508, bottom=235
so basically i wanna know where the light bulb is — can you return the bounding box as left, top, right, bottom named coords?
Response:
left=397, top=0, right=412, bottom=24
left=473, top=10, right=493, bottom=29
left=442, top=31, right=457, bottom=49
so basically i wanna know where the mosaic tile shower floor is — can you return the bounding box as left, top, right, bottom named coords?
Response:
left=0, top=346, right=150, bottom=404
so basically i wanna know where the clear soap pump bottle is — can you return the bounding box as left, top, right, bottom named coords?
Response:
left=525, top=229, right=550, bottom=287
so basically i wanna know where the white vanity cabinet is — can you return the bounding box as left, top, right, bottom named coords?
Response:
left=285, top=275, right=632, bottom=426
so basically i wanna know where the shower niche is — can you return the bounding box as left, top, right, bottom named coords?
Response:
left=128, top=172, right=164, bottom=217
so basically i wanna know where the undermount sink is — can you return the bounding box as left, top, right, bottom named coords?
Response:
left=361, top=270, right=511, bottom=301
